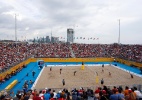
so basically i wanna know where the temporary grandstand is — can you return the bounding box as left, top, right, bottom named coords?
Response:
left=0, top=42, right=142, bottom=100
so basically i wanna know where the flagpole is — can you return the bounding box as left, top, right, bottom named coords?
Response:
left=15, top=14, right=17, bottom=42
left=50, top=28, right=52, bottom=43
left=73, top=25, right=75, bottom=43
left=118, top=19, right=120, bottom=44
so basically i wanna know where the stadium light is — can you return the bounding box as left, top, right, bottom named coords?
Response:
left=118, top=19, right=120, bottom=44
left=15, top=14, right=18, bottom=42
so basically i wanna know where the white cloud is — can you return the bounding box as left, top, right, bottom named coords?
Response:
left=25, top=27, right=29, bottom=31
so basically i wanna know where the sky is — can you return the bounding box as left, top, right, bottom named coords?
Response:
left=0, top=0, right=142, bottom=44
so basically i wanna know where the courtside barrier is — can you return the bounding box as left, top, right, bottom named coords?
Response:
left=5, top=80, right=18, bottom=91
left=29, top=57, right=114, bottom=62
left=116, top=58, right=142, bottom=68
left=1, top=57, right=141, bottom=82
left=0, top=58, right=31, bottom=80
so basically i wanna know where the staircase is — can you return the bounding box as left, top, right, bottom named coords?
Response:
left=69, top=45, right=76, bottom=58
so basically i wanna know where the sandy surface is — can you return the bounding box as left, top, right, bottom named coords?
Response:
left=34, top=65, right=142, bottom=91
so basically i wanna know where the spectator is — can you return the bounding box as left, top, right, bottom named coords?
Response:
left=117, top=88, right=125, bottom=100
left=109, top=89, right=119, bottom=100
left=44, top=90, right=51, bottom=100
left=124, top=86, right=129, bottom=99
left=33, top=93, right=41, bottom=100
left=133, top=87, right=142, bottom=100
left=52, top=90, right=57, bottom=99
left=128, top=88, right=136, bottom=100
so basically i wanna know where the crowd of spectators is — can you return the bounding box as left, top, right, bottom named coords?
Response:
left=0, top=85, right=142, bottom=100
left=0, top=65, right=24, bottom=84
left=0, top=42, right=141, bottom=73
left=33, top=43, right=71, bottom=58
left=71, top=43, right=142, bottom=63
left=0, top=42, right=142, bottom=100
left=0, top=42, right=71, bottom=72
left=0, top=43, right=32, bottom=73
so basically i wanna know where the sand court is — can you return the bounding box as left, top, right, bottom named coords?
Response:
left=34, top=65, right=142, bottom=90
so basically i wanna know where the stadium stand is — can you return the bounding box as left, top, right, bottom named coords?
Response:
left=0, top=85, right=142, bottom=100
left=71, top=43, right=142, bottom=63
left=0, top=42, right=142, bottom=72
left=0, top=42, right=142, bottom=99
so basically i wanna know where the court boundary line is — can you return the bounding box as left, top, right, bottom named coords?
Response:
left=31, top=66, right=45, bottom=90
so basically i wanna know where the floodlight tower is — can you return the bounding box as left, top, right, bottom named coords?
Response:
left=15, top=14, right=18, bottom=41
left=118, top=19, right=120, bottom=44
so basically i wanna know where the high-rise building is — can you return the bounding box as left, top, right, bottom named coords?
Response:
left=46, top=36, right=50, bottom=43
left=67, top=28, right=74, bottom=43
left=51, top=36, right=59, bottom=43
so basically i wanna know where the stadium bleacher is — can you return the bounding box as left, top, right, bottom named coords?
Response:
left=0, top=42, right=142, bottom=100
left=0, top=42, right=141, bottom=72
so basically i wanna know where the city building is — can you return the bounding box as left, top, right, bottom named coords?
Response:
left=67, top=28, right=74, bottom=43
left=51, top=36, right=59, bottom=43
left=46, top=36, right=50, bottom=43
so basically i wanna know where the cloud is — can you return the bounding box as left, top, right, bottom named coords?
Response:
left=0, top=0, right=142, bottom=44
